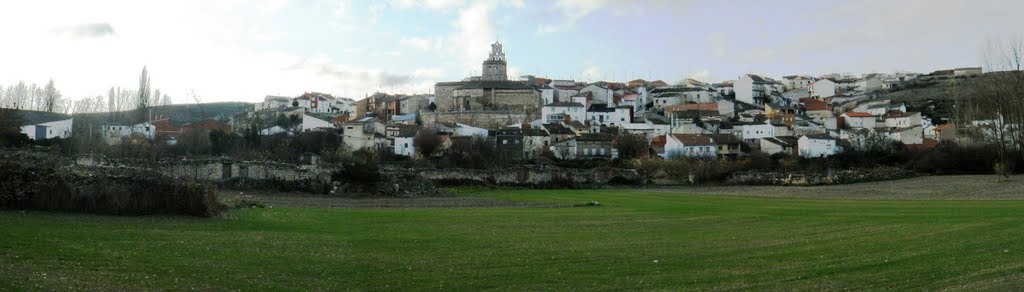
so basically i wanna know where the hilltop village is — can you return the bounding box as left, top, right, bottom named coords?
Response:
left=14, top=42, right=988, bottom=164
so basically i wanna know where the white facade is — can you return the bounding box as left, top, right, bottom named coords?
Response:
left=20, top=118, right=73, bottom=140
left=856, top=78, right=883, bottom=92
left=841, top=113, right=878, bottom=129
left=394, top=136, right=415, bottom=157
left=542, top=103, right=586, bottom=124
left=255, top=96, right=292, bottom=111
left=740, top=123, right=775, bottom=140
left=665, top=135, right=717, bottom=159
left=541, top=87, right=556, bottom=105
left=798, top=135, right=839, bottom=158
left=301, top=114, right=333, bottom=131
left=886, top=126, right=924, bottom=145
left=734, top=75, right=767, bottom=105
left=884, top=112, right=922, bottom=128
left=810, top=79, right=836, bottom=97
left=102, top=122, right=156, bottom=144
left=580, top=84, right=613, bottom=105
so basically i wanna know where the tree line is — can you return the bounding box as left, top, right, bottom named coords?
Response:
left=0, top=66, right=172, bottom=114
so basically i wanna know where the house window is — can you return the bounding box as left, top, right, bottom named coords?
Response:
left=503, top=140, right=508, bottom=144
left=599, top=148, right=605, bottom=155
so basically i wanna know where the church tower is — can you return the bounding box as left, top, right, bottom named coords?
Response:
left=481, top=42, right=508, bottom=81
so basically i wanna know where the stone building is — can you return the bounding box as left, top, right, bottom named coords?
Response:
left=433, top=42, right=541, bottom=119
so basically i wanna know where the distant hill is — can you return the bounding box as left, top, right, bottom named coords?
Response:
left=72, top=102, right=253, bottom=131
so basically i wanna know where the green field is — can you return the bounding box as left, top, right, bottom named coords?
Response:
left=3, top=189, right=1024, bottom=290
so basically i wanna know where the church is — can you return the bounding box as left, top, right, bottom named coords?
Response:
left=434, top=42, right=542, bottom=115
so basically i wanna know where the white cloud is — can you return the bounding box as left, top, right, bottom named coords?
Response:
left=413, top=67, right=445, bottom=79
left=539, top=0, right=694, bottom=34
left=399, top=37, right=439, bottom=51
left=582, top=66, right=602, bottom=81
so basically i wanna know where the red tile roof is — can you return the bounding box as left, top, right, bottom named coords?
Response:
left=671, top=134, right=715, bottom=146
left=803, top=99, right=830, bottom=111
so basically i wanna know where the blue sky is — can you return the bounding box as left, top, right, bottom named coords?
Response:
left=1, top=0, right=1022, bottom=103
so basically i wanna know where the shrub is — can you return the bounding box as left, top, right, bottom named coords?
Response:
left=0, top=161, right=224, bottom=217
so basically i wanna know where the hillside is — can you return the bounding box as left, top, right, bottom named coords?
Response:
left=71, top=102, right=252, bottom=130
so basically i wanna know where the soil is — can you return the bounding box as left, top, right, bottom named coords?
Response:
left=652, top=175, right=1024, bottom=200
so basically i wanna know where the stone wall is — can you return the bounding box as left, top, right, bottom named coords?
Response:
left=420, top=111, right=534, bottom=129
left=393, top=166, right=646, bottom=186
left=726, top=167, right=915, bottom=186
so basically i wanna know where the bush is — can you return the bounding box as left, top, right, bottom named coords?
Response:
left=0, top=160, right=224, bottom=217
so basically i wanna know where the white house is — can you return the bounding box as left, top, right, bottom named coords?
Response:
left=453, top=123, right=488, bottom=138
left=18, top=111, right=73, bottom=140
left=665, top=134, right=717, bottom=158
left=883, top=112, right=922, bottom=128
left=301, top=114, right=333, bottom=131
left=884, top=126, right=924, bottom=145
left=542, top=102, right=586, bottom=124
left=759, top=136, right=799, bottom=156
left=798, top=134, right=839, bottom=158
left=260, top=125, right=289, bottom=136
left=739, top=122, right=776, bottom=140
left=856, top=78, right=883, bottom=92
left=102, top=122, right=156, bottom=144
left=393, top=135, right=415, bottom=157
left=255, top=95, right=292, bottom=111
left=810, top=79, right=836, bottom=98
left=841, top=112, right=878, bottom=129
left=734, top=74, right=772, bottom=105
left=580, top=84, right=613, bottom=105
left=540, top=86, right=556, bottom=104
left=954, top=67, right=983, bottom=77
left=782, top=75, right=814, bottom=91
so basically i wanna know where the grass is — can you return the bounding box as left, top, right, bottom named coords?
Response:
left=3, top=189, right=1024, bottom=290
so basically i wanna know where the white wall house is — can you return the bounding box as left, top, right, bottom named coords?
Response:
left=665, top=134, right=717, bottom=159
left=885, top=126, right=924, bottom=145
left=856, top=78, right=883, bottom=92
left=841, top=112, right=878, bottom=129
left=102, top=122, right=156, bottom=144
left=884, top=112, right=922, bottom=128
left=542, top=102, right=586, bottom=124
left=301, top=114, right=333, bottom=131
left=20, top=118, right=73, bottom=140
left=740, top=122, right=776, bottom=140
left=580, top=84, right=613, bottom=105
left=585, top=105, right=631, bottom=127
left=541, top=86, right=556, bottom=105
left=810, top=79, right=836, bottom=98
left=798, top=135, right=839, bottom=158
left=453, top=123, right=489, bottom=138
left=735, top=74, right=770, bottom=105
left=783, top=76, right=814, bottom=91
left=255, top=95, right=292, bottom=111
left=394, top=136, right=415, bottom=157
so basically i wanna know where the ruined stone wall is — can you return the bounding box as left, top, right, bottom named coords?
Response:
left=388, top=166, right=646, bottom=186
left=420, top=111, right=534, bottom=129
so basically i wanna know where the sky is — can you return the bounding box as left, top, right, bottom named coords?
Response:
left=1, top=0, right=1023, bottom=104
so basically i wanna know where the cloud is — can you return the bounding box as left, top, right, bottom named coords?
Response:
left=51, top=23, right=115, bottom=39
left=283, top=57, right=414, bottom=88
left=413, top=67, right=445, bottom=79
left=538, top=0, right=695, bottom=34
left=399, top=37, right=439, bottom=51
left=582, top=66, right=602, bottom=81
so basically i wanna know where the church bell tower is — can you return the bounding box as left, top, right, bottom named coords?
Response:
left=481, top=42, right=508, bottom=81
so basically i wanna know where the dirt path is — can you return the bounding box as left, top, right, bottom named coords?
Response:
left=650, top=175, right=1024, bottom=200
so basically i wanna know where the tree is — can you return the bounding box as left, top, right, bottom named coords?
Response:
left=963, top=36, right=1024, bottom=177
left=137, top=66, right=151, bottom=120
left=413, top=129, right=443, bottom=158
left=614, top=132, right=649, bottom=160
left=43, top=79, right=61, bottom=112
left=0, top=108, right=28, bottom=146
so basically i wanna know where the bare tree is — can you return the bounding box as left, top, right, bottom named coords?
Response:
left=967, top=36, right=1024, bottom=177
left=137, top=66, right=151, bottom=120
left=43, top=79, right=61, bottom=112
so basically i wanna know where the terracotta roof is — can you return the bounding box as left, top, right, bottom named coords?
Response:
left=803, top=99, right=830, bottom=111
left=650, top=135, right=667, bottom=147
left=843, top=112, right=874, bottom=118
left=623, top=93, right=639, bottom=101
left=934, top=124, right=954, bottom=131
left=670, top=134, right=715, bottom=146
